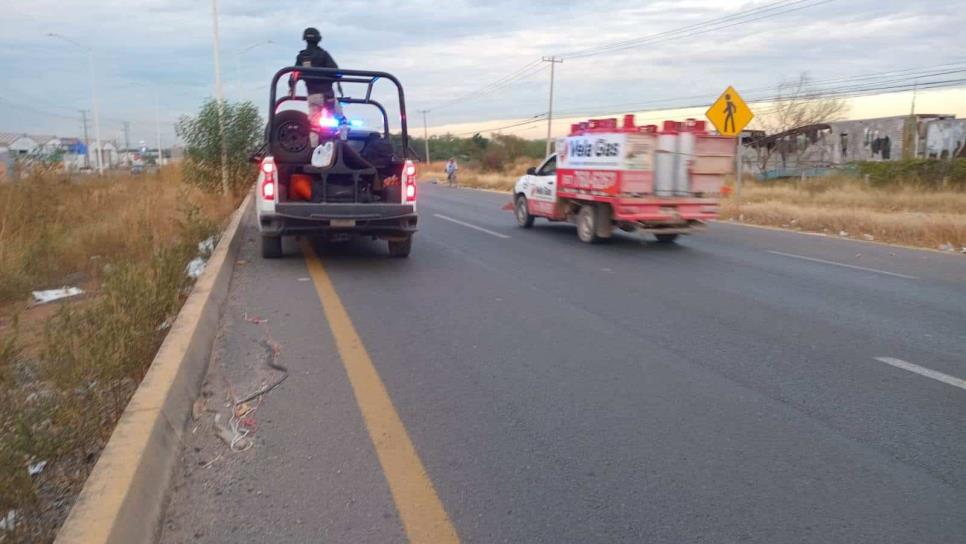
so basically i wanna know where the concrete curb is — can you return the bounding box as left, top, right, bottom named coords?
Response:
left=55, top=193, right=253, bottom=544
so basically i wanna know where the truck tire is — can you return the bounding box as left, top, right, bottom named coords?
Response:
left=270, top=110, right=312, bottom=164
left=387, top=236, right=413, bottom=258
left=595, top=203, right=614, bottom=239
left=576, top=205, right=600, bottom=244
left=514, top=195, right=534, bottom=228
left=261, top=235, right=283, bottom=258
left=655, top=233, right=679, bottom=243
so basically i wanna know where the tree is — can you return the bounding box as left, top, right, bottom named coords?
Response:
left=177, top=99, right=263, bottom=194
left=755, top=73, right=849, bottom=171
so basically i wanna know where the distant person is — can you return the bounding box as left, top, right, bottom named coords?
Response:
left=289, top=27, right=341, bottom=145
left=445, top=158, right=458, bottom=187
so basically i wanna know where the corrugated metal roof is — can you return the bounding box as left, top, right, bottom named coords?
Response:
left=0, top=133, right=29, bottom=146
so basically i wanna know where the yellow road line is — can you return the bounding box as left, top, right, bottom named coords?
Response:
left=301, top=239, right=460, bottom=544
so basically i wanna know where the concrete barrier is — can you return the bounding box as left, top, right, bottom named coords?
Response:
left=55, top=193, right=252, bottom=544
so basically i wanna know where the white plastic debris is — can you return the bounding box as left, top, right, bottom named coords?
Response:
left=32, top=287, right=83, bottom=304
left=0, top=510, right=16, bottom=531
left=27, top=460, right=47, bottom=476
left=198, top=236, right=217, bottom=257
left=311, top=142, right=335, bottom=168
left=862, top=234, right=875, bottom=241
left=838, top=231, right=849, bottom=237
left=156, top=318, right=172, bottom=331
left=185, top=257, right=207, bottom=279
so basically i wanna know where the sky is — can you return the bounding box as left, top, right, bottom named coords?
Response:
left=0, top=0, right=964, bottom=147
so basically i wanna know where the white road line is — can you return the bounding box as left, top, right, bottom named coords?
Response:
left=433, top=213, right=511, bottom=239
left=767, top=251, right=918, bottom=279
left=874, top=357, right=966, bottom=391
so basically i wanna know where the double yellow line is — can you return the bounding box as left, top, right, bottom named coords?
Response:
left=302, top=240, right=460, bottom=543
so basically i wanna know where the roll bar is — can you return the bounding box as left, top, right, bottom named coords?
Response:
left=268, top=66, right=409, bottom=156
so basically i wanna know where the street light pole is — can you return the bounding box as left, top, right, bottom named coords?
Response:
left=542, top=56, right=563, bottom=158
left=48, top=33, right=104, bottom=174
left=211, top=0, right=229, bottom=194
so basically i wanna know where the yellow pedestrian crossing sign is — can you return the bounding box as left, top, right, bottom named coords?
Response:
left=706, top=86, right=753, bottom=137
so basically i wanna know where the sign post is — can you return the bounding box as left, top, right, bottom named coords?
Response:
left=706, top=86, right=753, bottom=198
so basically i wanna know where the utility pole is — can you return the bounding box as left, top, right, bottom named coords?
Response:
left=418, top=109, right=431, bottom=163
left=910, top=79, right=920, bottom=158
left=156, top=93, right=164, bottom=167
left=211, top=0, right=229, bottom=194
left=80, top=110, right=91, bottom=169
left=736, top=131, right=743, bottom=199
left=48, top=33, right=103, bottom=174
left=542, top=56, right=563, bottom=157
left=122, top=121, right=131, bottom=165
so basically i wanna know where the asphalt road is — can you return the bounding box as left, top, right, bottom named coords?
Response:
left=161, top=183, right=966, bottom=543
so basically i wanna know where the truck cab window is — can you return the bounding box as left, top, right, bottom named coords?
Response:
left=537, top=156, right=556, bottom=176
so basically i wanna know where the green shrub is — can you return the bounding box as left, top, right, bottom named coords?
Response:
left=176, top=99, right=263, bottom=194
left=855, top=159, right=966, bottom=188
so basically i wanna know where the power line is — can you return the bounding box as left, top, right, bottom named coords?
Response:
left=552, top=77, right=966, bottom=123
left=0, top=96, right=81, bottom=121
left=421, top=0, right=835, bottom=116
left=550, top=64, right=966, bottom=119
left=557, top=0, right=834, bottom=60
left=450, top=113, right=548, bottom=136
left=423, top=59, right=546, bottom=112
left=459, top=74, right=966, bottom=138
left=551, top=62, right=966, bottom=116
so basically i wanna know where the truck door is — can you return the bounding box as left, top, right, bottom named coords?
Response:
left=528, top=155, right=558, bottom=216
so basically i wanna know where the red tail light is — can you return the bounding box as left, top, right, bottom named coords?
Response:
left=260, top=158, right=276, bottom=200
left=403, top=160, right=417, bottom=203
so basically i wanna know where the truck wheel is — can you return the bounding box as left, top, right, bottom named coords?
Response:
left=261, top=235, right=283, bottom=258
left=595, top=204, right=614, bottom=239
left=387, top=236, right=413, bottom=258
left=576, top=206, right=600, bottom=244
left=655, top=233, right=679, bottom=244
left=515, top=195, right=534, bottom=228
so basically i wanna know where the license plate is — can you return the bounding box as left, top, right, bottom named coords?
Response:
left=330, top=219, right=356, bottom=227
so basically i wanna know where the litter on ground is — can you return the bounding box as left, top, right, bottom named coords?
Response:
left=27, top=460, right=47, bottom=476
left=32, top=287, right=83, bottom=305
left=186, top=257, right=207, bottom=279
left=0, top=510, right=16, bottom=531
left=198, top=236, right=218, bottom=257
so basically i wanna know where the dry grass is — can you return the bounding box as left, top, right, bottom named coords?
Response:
left=0, top=167, right=235, bottom=304
left=721, top=176, right=966, bottom=251
left=421, top=159, right=529, bottom=192
left=0, top=167, right=239, bottom=543
left=420, top=160, right=965, bottom=251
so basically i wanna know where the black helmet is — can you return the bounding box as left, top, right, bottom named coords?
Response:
left=302, top=27, right=321, bottom=44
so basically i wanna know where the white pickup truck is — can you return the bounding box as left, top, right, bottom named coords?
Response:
left=254, top=66, right=418, bottom=258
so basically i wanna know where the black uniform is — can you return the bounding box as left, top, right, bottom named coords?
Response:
left=295, top=45, right=338, bottom=97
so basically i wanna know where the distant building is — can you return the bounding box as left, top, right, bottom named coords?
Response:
left=744, top=114, right=966, bottom=178
left=90, top=141, right=120, bottom=169
left=0, top=133, right=40, bottom=156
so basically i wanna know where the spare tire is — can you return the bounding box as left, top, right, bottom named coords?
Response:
left=270, top=110, right=312, bottom=163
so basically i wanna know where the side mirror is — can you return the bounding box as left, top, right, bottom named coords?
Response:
left=526, top=167, right=537, bottom=175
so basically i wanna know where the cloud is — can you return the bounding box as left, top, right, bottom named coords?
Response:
left=0, top=0, right=963, bottom=144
